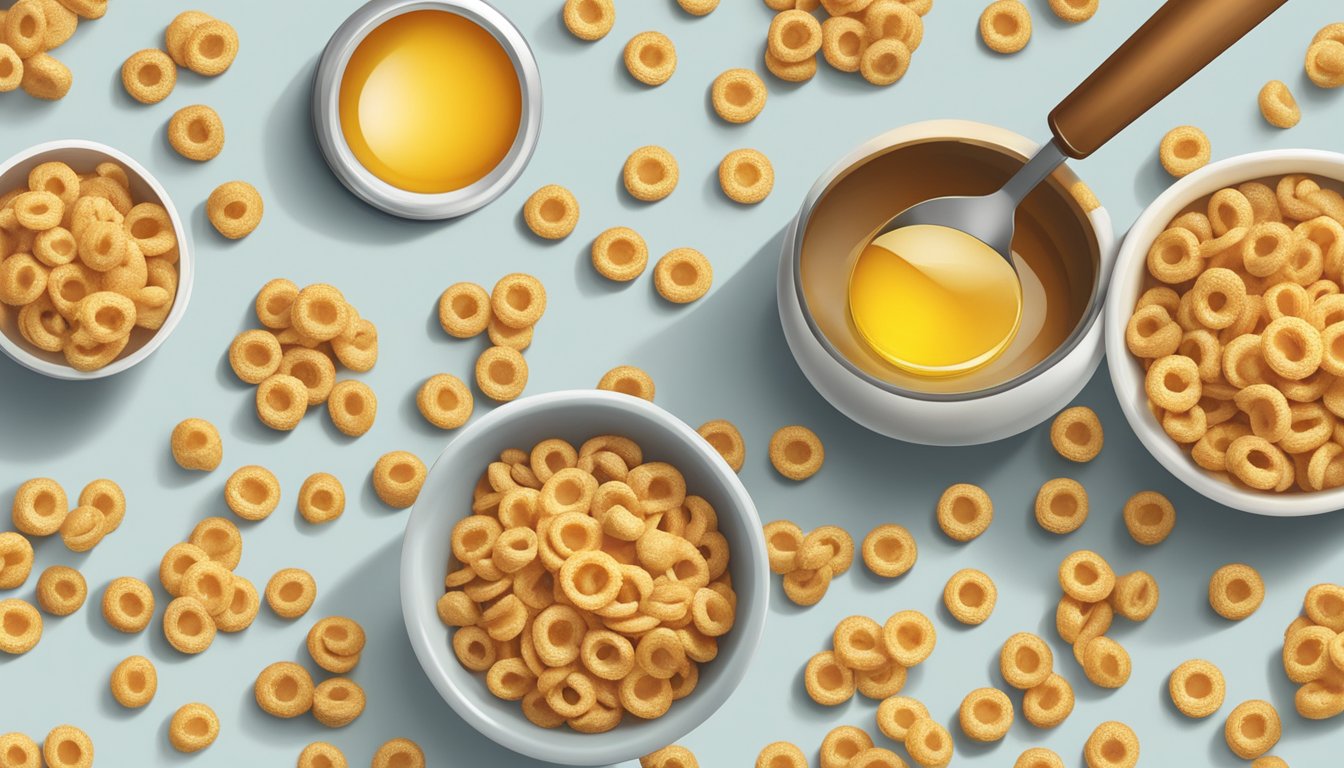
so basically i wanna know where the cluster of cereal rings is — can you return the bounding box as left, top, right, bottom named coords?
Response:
left=0, top=0, right=108, bottom=101
left=436, top=273, right=545, bottom=406
left=226, top=279, right=379, bottom=434
left=1281, top=582, right=1344, bottom=721
left=255, top=616, right=368, bottom=729
left=438, top=435, right=736, bottom=733
left=996, top=632, right=1075, bottom=730
left=8, top=476, right=126, bottom=568
left=762, top=520, right=851, bottom=606
left=1055, top=550, right=1160, bottom=691
left=0, top=159, right=182, bottom=370
left=804, top=609, right=936, bottom=712
left=0, top=726, right=94, bottom=768
left=1126, top=174, right=1344, bottom=493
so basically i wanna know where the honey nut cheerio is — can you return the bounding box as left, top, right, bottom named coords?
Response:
left=168, top=702, right=219, bottom=753
left=1169, top=658, right=1226, bottom=718
left=623, top=146, right=679, bottom=202
left=298, top=742, right=348, bottom=768
left=207, top=181, right=263, bottom=239
left=110, top=654, right=157, bottom=709
left=308, top=616, right=366, bottom=673
left=121, top=49, right=176, bottom=104
left=372, top=450, right=427, bottom=509
left=769, top=425, right=823, bottom=480
left=266, top=568, right=317, bottom=619
left=980, top=1, right=1032, bottom=55
left=936, top=483, right=993, bottom=541
left=711, top=68, right=766, bottom=123
left=523, top=184, right=579, bottom=240
left=171, top=418, right=222, bottom=471
left=1050, top=406, right=1103, bottom=462
left=42, top=725, right=93, bottom=768
left=697, top=419, right=745, bottom=472
left=958, top=687, right=1014, bottom=742
left=624, top=31, right=676, bottom=86
left=719, top=149, right=775, bottom=205
left=167, top=104, right=225, bottom=162
left=1084, top=721, right=1139, bottom=768
left=591, top=227, right=649, bottom=283
left=944, top=568, right=996, bottom=625
left=255, top=660, right=315, bottom=718
left=562, top=0, right=614, bottom=41
left=0, top=532, right=33, bottom=590
left=35, top=565, right=86, bottom=616
left=1034, top=478, right=1088, bottom=534
left=0, top=598, right=42, bottom=654
left=597, top=365, right=655, bottom=401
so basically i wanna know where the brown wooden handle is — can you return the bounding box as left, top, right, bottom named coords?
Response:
left=1048, top=0, right=1288, bottom=159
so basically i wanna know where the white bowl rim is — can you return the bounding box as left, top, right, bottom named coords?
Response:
left=0, top=139, right=194, bottom=381
left=399, top=389, right=770, bottom=765
left=1106, top=147, right=1344, bottom=517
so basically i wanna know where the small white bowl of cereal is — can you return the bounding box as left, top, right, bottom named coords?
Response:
left=1106, top=148, right=1344, bottom=516
left=400, top=390, right=768, bottom=766
left=0, top=139, right=192, bottom=380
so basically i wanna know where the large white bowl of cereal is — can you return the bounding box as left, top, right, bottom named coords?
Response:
left=400, top=390, right=769, bottom=766
left=1106, top=148, right=1344, bottom=516
left=0, top=140, right=192, bottom=380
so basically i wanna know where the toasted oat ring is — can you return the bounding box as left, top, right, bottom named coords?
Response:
left=624, top=31, right=676, bottom=86
left=169, top=702, right=219, bottom=752
left=831, top=615, right=887, bottom=671
left=711, top=68, right=766, bottom=123
left=207, top=181, right=264, bottom=239
left=1081, top=636, right=1131, bottom=688
left=1262, top=316, right=1322, bottom=380
left=883, top=609, right=935, bottom=667
left=1282, top=624, right=1333, bottom=682
left=867, top=1, right=924, bottom=51
left=19, top=52, right=71, bottom=100
left=41, top=725, right=92, bottom=768
left=326, top=379, right=376, bottom=437
left=696, top=419, right=745, bottom=472
left=1084, top=721, right=1139, bottom=768
left=279, top=347, right=337, bottom=405
left=35, top=565, right=85, bottom=616
left=371, top=739, right=424, bottom=768
left=12, top=477, right=68, bottom=537
left=1000, top=632, right=1053, bottom=690
left=769, top=10, right=822, bottom=65
left=1059, top=550, right=1115, bottom=603
left=266, top=568, right=316, bottom=619
left=859, top=38, right=911, bottom=86
left=524, top=185, right=579, bottom=240
left=590, top=226, right=649, bottom=282
left=168, top=105, right=224, bottom=162
left=1226, top=435, right=1288, bottom=491
left=598, top=365, right=655, bottom=401
left=623, top=145, right=679, bottom=202
left=874, top=696, right=927, bottom=743
left=184, top=19, right=238, bottom=76
left=416, top=373, right=473, bottom=430
left=654, top=247, right=712, bottom=304
left=2, top=1, right=46, bottom=58
left=862, top=524, right=917, bottom=578
left=159, top=542, right=209, bottom=596
left=1022, top=672, right=1074, bottom=728
left=765, top=48, right=817, bottom=82
left=436, top=282, right=492, bottom=338
left=372, top=450, right=426, bottom=509
left=1208, top=563, right=1264, bottom=620
left=755, top=742, right=806, bottom=768
left=0, top=531, right=33, bottom=591
left=1109, top=570, right=1159, bottom=621
left=1146, top=227, right=1202, bottom=284
left=171, top=418, right=223, bottom=471
left=290, top=283, right=349, bottom=341
left=228, top=329, right=282, bottom=384
left=783, top=565, right=831, bottom=606
left=224, top=465, right=281, bottom=521
left=820, top=16, right=866, bottom=72
left=936, top=483, right=992, bottom=542
left=1169, top=659, right=1225, bottom=718
left=121, top=49, right=176, bottom=104
left=1125, top=304, right=1181, bottom=359
left=639, top=745, right=696, bottom=768
left=101, top=576, right=154, bottom=633
left=1304, top=582, right=1344, bottom=630
left=1257, top=80, right=1300, bottom=129
left=769, top=425, right=823, bottom=480
left=308, top=616, right=366, bottom=672
left=109, top=654, right=157, bottom=708
left=819, top=725, right=873, bottom=768
left=718, top=149, right=774, bottom=205
left=980, top=0, right=1032, bottom=54
left=848, top=748, right=905, bottom=768
left=476, top=345, right=529, bottom=402
left=255, top=278, right=297, bottom=328
left=1160, top=125, right=1211, bottom=178
left=1241, top=221, right=1293, bottom=277
left=805, top=650, right=855, bottom=706
left=1235, top=384, right=1290, bottom=441
left=762, top=520, right=803, bottom=574
left=959, top=687, right=1014, bottom=742
left=904, top=718, right=953, bottom=768
left=255, top=661, right=315, bottom=718
left=73, top=291, right=136, bottom=344
left=215, top=576, right=259, bottom=633
left=256, top=374, right=308, bottom=431
left=312, top=677, right=366, bottom=728
left=163, top=596, right=215, bottom=654
left=562, top=0, right=615, bottom=41
left=1033, top=478, right=1088, bottom=534
left=1014, top=748, right=1065, bottom=768
left=1051, top=406, right=1103, bottom=462
left=1190, top=268, right=1247, bottom=329
left=1048, top=0, right=1097, bottom=22
left=1224, top=700, right=1281, bottom=759
left=491, top=273, right=546, bottom=329
left=1146, top=355, right=1202, bottom=413
left=0, top=598, right=42, bottom=654
left=189, top=516, right=243, bottom=570
left=853, top=660, right=904, bottom=700
left=0, top=44, right=22, bottom=93
left=944, top=568, right=996, bottom=625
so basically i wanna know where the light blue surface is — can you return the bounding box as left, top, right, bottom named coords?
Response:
left=2, top=0, right=1343, bottom=765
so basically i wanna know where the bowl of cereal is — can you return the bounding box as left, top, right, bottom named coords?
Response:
left=0, top=139, right=192, bottom=380
left=1105, top=148, right=1344, bottom=516
left=400, top=389, right=768, bottom=766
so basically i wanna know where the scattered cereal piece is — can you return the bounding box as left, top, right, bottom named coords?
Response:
left=936, top=483, right=993, bottom=542
left=763, top=520, right=804, bottom=574
left=805, top=649, right=855, bottom=706
left=476, top=346, right=529, bottom=402
left=1050, top=406, right=1103, bottom=462
left=624, top=31, right=676, bottom=86
left=1081, top=636, right=1131, bottom=688
left=1084, top=721, right=1139, bottom=768
left=20, top=52, right=72, bottom=100
left=439, top=282, right=492, bottom=338
left=229, top=329, right=282, bottom=384
left=121, top=49, right=176, bottom=104
left=591, top=226, right=648, bottom=282
left=820, top=726, right=873, bottom=768
left=109, top=654, right=157, bottom=709
left=487, top=317, right=533, bottom=350
left=490, top=273, right=546, bottom=329
left=0, top=45, right=21, bottom=93
left=41, top=726, right=92, bottom=768
left=255, top=661, right=315, bottom=718
left=1169, top=659, right=1225, bottom=718
left=523, top=184, right=579, bottom=240
left=654, top=248, right=712, bottom=304
left=101, top=576, right=154, bottom=633
left=0, top=598, right=42, bottom=654
left=719, top=149, right=774, bottom=204
left=0, top=532, right=33, bottom=590
left=169, top=702, right=219, bottom=752
left=166, top=10, right=211, bottom=65
left=266, top=568, right=317, bottom=619
left=678, top=0, right=719, bottom=15
left=372, top=450, right=427, bottom=509
left=882, top=609, right=935, bottom=667
left=1122, top=491, right=1175, bottom=545
left=1015, top=748, right=1065, bottom=768
left=256, top=374, right=309, bottom=431
left=859, top=39, right=911, bottom=87
left=35, top=565, right=85, bottom=616
left=768, top=10, right=822, bottom=63
left=980, top=0, right=1032, bottom=54
left=307, top=616, right=365, bottom=673
left=755, top=742, right=806, bottom=768
left=624, top=145, right=679, bottom=202
left=171, top=418, right=223, bottom=471
left=1225, top=699, right=1281, bottom=759
left=1258, top=80, right=1300, bottom=129
left=1109, top=571, right=1159, bottom=621
left=189, top=516, right=243, bottom=569
left=1000, top=632, right=1053, bottom=690
left=327, top=379, right=377, bottom=437
left=168, top=104, right=225, bottom=161
left=905, top=718, right=954, bottom=767
left=1034, top=478, right=1087, bottom=534
left=769, top=425, right=823, bottom=480
left=959, top=687, right=1014, bottom=742
left=1304, top=582, right=1344, bottom=630
left=255, top=278, right=298, bottom=329
left=313, top=677, right=366, bottom=728
left=866, top=1, right=924, bottom=51
left=1048, top=0, right=1097, bottom=23
left=1209, top=563, right=1264, bottom=620
left=1023, top=672, right=1074, bottom=728
left=698, top=419, right=745, bottom=472
left=1059, top=550, right=1115, bottom=603
left=183, top=18, right=239, bottom=76
left=221, top=464, right=281, bottom=521
left=943, top=568, right=996, bottom=625
left=711, top=68, right=766, bottom=123
left=206, top=181, right=264, bottom=239
left=1159, top=126, right=1211, bottom=178
left=298, top=743, right=348, bottom=768
left=372, top=739, right=425, bottom=768
left=163, top=596, right=215, bottom=654
left=562, top=0, right=615, bottom=41
left=598, top=365, right=655, bottom=401
left=417, top=373, right=473, bottom=430
left=12, top=477, right=68, bottom=537
left=765, top=47, right=817, bottom=82
left=861, top=524, right=916, bottom=578
left=215, top=576, right=260, bottom=633
left=1306, top=39, right=1344, bottom=89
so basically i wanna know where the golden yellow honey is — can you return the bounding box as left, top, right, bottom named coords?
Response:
left=848, top=224, right=1023, bottom=377
left=338, top=10, right=522, bottom=194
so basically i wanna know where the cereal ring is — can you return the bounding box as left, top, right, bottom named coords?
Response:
left=1306, top=39, right=1344, bottom=88
left=1084, top=721, right=1139, bottom=768
left=121, top=49, right=176, bottom=104
left=905, top=718, right=953, bottom=768
left=102, top=576, right=154, bottom=633
left=70, top=291, right=135, bottom=345
left=255, top=278, right=297, bottom=328
left=0, top=532, right=33, bottom=590
left=207, top=180, right=263, bottom=239
left=168, top=105, right=225, bottom=162
left=279, top=348, right=336, bottom=405
left=819, top=16, right=866, bottom=73
left=1169, top=659, right=1225, bottom=718
left=1225, top=700, right=1281, bottom=759
left=1125, top=305, right=1181, bottom=359
left=620, top=668, right=674, bottom=719
left=695, top=419, right=744, bottom=472
left=255, top=661, right=315, bottom=718
left=624, top=146, right=679, bottom=202
left=755, top=742, right=806, bottom=768
left=1034, top=478, right=1088, bottom=534
left=768, top=10, right=822, bottom=64
left=854, top=661, right=906, bottom=700
left=711, top=68, right=766, bottom=123
left=1048, top=0, right=1097, bottom=22
left=0, top=44, right=21, bottom=93
left=640, top=745, right=697, bottom=768
left=168, top=418, right=224, bottom=473
left=169, top=702, right=219, bottom=752
left=883, top=610, right=935, bottom=667
left=1081, top=636, right=1131, bottom=688
left=228, top=329, right=282, bottom=384
left=438, top=281, right=491, bottom=338
left=266, top=568, right=316, bottom=619
left=1304, top=583, right=1344, bottom=630
left=0, top=598, right=41, bottom=654
left=298, top=742, right=347, bottom=768
left=1262, top=316, right=1322, bottom=380
left=763, top=520, right=803, bottom=574
left=214, top=575, right=259, bottom=633
left=476, top=345, right=529, bottom=402
left=41, top=726, right=91, bottom=768
left=1000, top=632, right=1053, bottom=689
left=591, top=226, right=648, bottom=282
left=11, top=477, right=67, bottom=537
left=1023, top=672, right=1074, bottom=728
left=820, top=725, right=873, bottom=768
left=1258, top=80, right=1300, bottom=129
left=59, top=505, right=104, bottom=552
left=163, top=596, right=215, bottom=654
left=159, top=543, right=209, bottom=596
left=1051, top=406, right=1103, bottom=462
left=1146, top=355, right=1202, bottom=413
left=320, top=378, right=374, bottom=436
left=19, top=52, right=71, bottom=100
left=1109, top=570, right=1159, bottom=621
left=312, top=677, right=366, bottom=728
left=0, top=253, right=48, bottom=308
left=867, top=0, right=923, bottom=50
left=290, top=283, right=349, bottom=341
left=1059, top=550, right=1115, bottom=603
left=943, top=568, right=996, bottom=625
left=109, top=654, right=157, bottom=709
left=1190, top=268, right=1246, bottom=329
left=189, top=515, right=243, bottom=570
left=654, top=247, right=712, bottom=304
left=936, top=483, right=992, bottom=542
left=832, top=615, right=887, bottom=671
left=862, top=524, right=916, bottom=577
left=848, top=748, right=905, bottom=768
left=485, top=316, right=532, bottom=351
left=875, top=696, right=927, bottom=743
left=225, top=465, right=281, bottom=521
left=416, top=373, right=473, bottom=430
left=253, top=374, right=306, bottom=431
left=1, top=1, right=45, bottom=58
left=765, top=48, right=817, bottom=82
left=372, top=450, right=427, bottom=509
left=490, top=273, right=546, bottom=329
left=523, top=185, right=579, bottom=240
left=1283, top=624, right=1333, bottom=682
left=183, top=18, right=238, bottom=76
left=32, top=225, right=77, bottom=268
left=1160, top=126, right=1211, bottom=178
left=980, top=0, right=1031, bottom=54
left=307, top=617, right=365, bottom=674
left=1209, top=563, right=1264, bottom=620
left=179, top=560, right=236, bottom=617
left=1147, top=227, right=1202, bottom=284
left=805, top=650, right=855, bottom=706
left=859, top=38, right=911, bottom=86
left=598, top=365, right=655, bottom=401
left=124, top=202, right=176, bottom=258
left=959, top=687, right=1014, bottom=742
left=562, top=0, right=614, bottom=41
left=1015, top=748, right=1065, bottom=768
left=769, top=425, right=823, bottom=480
left=718, top=149, right=774, bottom=204
left=624, top=31, right=676, bottom=86
left=35, top=565, right=85, bottom=616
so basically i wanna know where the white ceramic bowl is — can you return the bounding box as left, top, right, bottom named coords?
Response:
left=0, top=140, right=193, bottom=380
left=1106, top=148, right=1344, bottom=517
left=400, top=390, right=769, bottom=766
left=778, top=121, right=1117, bottom=446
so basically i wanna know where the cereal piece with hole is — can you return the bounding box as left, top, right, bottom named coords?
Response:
left=862, top=524, right=916, bottom=578
left=1059, top=550, right=1115, bottom=603
left=418, top=373, right=473, bottom=430
left=168, top=702, right=219, bottom=752
left=936, top=483, right=993, bottom=541
left=1048, top=0, right=1097, bottom=23
left=1160, top=125, right=1211, bottom=178
left=719, top=149, right=774, bottom=204
left=0, top=598, right=42, bottom=654
left=860, top=40, right=912, bottom=87
left=769, top=10, right=822, bottom=63
left=1083, top=721, right=1139, bottom=768
left=171, top=418, right=222, bottom=471
left=1023, top=672, right=1074, bottom=728
left=256, top=374, right=308, bottom=431
left=1015, top=748, right=1065, bottom=768
left=313, top=677, right=366, bottom=728
left=755, top=742, right=805, bottom=768
left=805, top=650, right=855, bottom=706
left=1209, top=563, right=1264, bottom=620
left=488, top=317, right=533, bottom=350
left=229, top=329, right=282, bottom=384
left=698, top=419, right=745, bottom=472
left=110, top=654, right=157, bottom=709
left=1034, top=478, right=1087, bottom=534
left=1225, top=699, right=1281, bottom=759
left=183, top=17, right=238, bottom=76
left=279, top=347, right=336, bottom=405
left=12, top=477, right=68, bottom=536
left=372, top=450, right=427, bottom=509
left=624, top=31, right=676, bottom=86
left=944, top=568, right=996, bottom=625
left=1259, top=80, right=1300, bottom=129
left=266, top=568, right=316, bottom=619
left=1081, top=636, right=1131, bottom=688
left=327, top=379, right=377, bottom=437
left=101, top=576, right=154, bottom=633
left=623, top=146, right=679, bottom=202
left=438, top=282, right=491, bottom=338
left=298, top=742, right=348, bottom=768
left=1051, top=406, right=1103, bottom=462
left=0, top=532, right=33, bottom=590
left=783, top=565, right=832, bottom=606
left=1304, top=582, right=1344, bottom=630
left=372, top=739, right=425, bottom=768
left=476, top=345, right=529, bottom=402
left=35, top=565, right=85, bottom=616
left=711, top=68, right=766, bottom=123
left=207, top=181, right=264, bottom=239
left=562, top=0, right=614, bottom=41
left=1000, top=632, right=1053, bottom=689
left=255, top=278, right=298, bottom=328
left=255, top=661, right=315, bottom=718
left=189, top=515, right=243, bottom=570
left=224, top=465, right=281, bottom=521
left=523, top=185, right=579, bottom=240
left=1109, top=570, right=1159, bottom=621
left=598, top=365, right=655, bottom=401
left=769, top=425, right=824, bottom=480
left=0, top=45, right=22, bottom=93
left=491, top=273, right=546, bottom=329
left=1169, top=659, right=1225, bottom=718
left=959, top=687, right=1014, bottom=742
left=308, top=616, right=366, bottom=673
left=905, top=718, right=954, bottom=767
left=654, top=248, right=712, bottom=304
left=820, top=726, right=872, bottom=768
left=980, top=1, right=1031, bottom=54
left=121, top=49, right=176, bottom=104
left=591, top=226, right=648, bottom=282
left=821, top=16, right=866, bottom=72
left=163, top=596, right=215, bottom=654
left=168, top=105, right=224, bottom=161
left=765, top=46, right=817, bottom=83
left=883, top=609, right=935, bottom=667
left=41, top=725, right=92, bottom=768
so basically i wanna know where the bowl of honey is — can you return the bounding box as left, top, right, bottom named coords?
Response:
left=777, top=120, right=1116, bottom=446
left=312, top=0, right=542, bottom=220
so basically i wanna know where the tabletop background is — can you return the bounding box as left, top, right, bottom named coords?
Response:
left=3, top=0, right=1344, bottom=765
